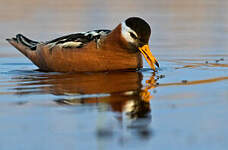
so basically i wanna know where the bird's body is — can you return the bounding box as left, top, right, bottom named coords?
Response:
left=7, top=17, right=159, bottom=72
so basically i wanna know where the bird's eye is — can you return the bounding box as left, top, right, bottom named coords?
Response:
left=130, top=32, right=137, bottom=39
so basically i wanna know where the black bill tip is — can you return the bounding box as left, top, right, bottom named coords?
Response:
left=155, top=60, right=159, bottom=68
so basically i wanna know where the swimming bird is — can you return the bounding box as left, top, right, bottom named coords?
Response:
left=6, top=17, right=159, bottom=72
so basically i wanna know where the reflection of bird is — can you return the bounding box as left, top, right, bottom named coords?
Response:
left=49, top=72, right=157, bottom=119
left=7, top=17, right=159, bottom=72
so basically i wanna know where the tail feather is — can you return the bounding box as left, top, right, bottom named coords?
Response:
left=15, top=34, right=39, bottom=50
left=6, top=34, right=42, bottom=69
left=6, top=34, right=39, bottom=59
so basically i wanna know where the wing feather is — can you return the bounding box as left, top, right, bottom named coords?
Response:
left=45, top=30, right=111, bottom=48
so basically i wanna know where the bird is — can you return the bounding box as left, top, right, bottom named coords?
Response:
left=6, top=17, right=159, bottom=72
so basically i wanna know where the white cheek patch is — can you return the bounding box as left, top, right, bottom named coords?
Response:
left=121, top=22, right=138, bottom=43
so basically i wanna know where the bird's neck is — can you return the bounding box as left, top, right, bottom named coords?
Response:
left=100, top=24, right=129, bottom=52
left=98, top=24, right=143, bottom=69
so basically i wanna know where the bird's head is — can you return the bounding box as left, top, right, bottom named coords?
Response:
left=120, top=17, right=159, bottom=71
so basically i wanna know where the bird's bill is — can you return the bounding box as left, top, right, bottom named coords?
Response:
left=138, top=45, right=159, bottom=71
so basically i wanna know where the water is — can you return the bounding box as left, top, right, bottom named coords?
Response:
left=0, top=0, right=228, bottom=150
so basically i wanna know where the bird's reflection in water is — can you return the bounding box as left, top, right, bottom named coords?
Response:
left=51, top=71, right=157, bottom=140
left=13, top=70, right=157, bottom=140
left=52, top=71, right=155, bottom=115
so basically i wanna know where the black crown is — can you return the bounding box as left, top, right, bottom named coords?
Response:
left=125, top=17, right=151, bottom=44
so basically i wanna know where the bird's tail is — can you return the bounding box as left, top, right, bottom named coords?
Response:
left=6, top=34, right=40, bottom=66
left=6, top=34, right=39, bottom=50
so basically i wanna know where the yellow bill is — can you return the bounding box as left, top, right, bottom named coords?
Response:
left=138, top=45, right=159, bottom=71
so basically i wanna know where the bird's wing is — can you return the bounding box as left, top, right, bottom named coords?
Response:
left=45, top=30, right=111, bottom=48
